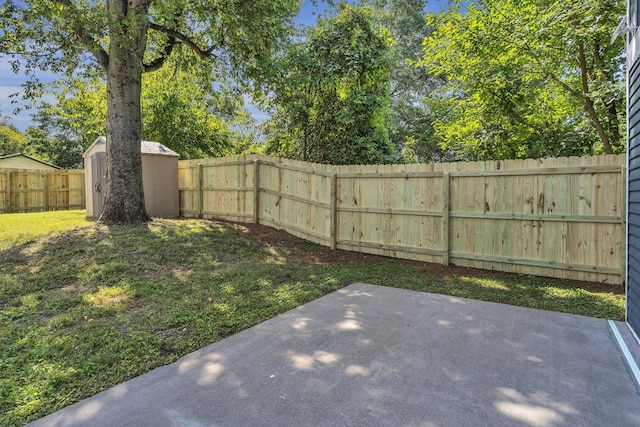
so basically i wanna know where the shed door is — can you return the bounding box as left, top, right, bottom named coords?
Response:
left=91, top=152, right=107, bottom=216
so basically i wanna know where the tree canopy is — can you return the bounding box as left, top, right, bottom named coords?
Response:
left=0, top=0, right=301, bottom=223
left=266, top=3, right=396, bottom=165
left=0, top=114, right=29, bottom=156
left=419, top=0, right=626, bottom=160
left=366, top=0, right=449, bottom=162
left=141, top=49, right=240, bottom=159
left=0, top=0, right=628, bottom=179
left=24, top=49, right=246, bottom=167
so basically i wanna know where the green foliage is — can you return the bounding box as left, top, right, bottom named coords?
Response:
left=25, top=76, right=107, bottom=168
left=0, top=114, right=80, bottom=169
left=25, top=50, right=248, bottom=162
left=268, top=4, right=396, bottom=164
left=1, top=0, right=302, bottom=223
left=419, top=0, right=626, bottom=160
left=23, top=127, right=86, bottom=169
left=0, top=0, right=302, bottom=94
left=141, top=50, right=238, bottom=159
left=0, top=211, right=625, bottom=425
left=365, top=0, right=451, bottom=162
left=0, top=114, right=29, bottom=156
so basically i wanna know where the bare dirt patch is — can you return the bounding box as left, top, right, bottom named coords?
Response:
left=225, top=220, right=623, bottom=296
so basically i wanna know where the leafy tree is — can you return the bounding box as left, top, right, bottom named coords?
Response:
left=141, top=48, right=238, bottom=159
left=268, top=4, right=396, bottom=164
left=24, top=126, right=86, bottom=168
left=0, top=114, right=29, bottom=156
left=419, top=0, right=625, bottom=160
left=365, top=0, right=450, bottom=162
left=28, top=53, right=242, bottom=163
left=26, top=75, right=107, bottom=169
left=0, top=0, right=301, bottom=223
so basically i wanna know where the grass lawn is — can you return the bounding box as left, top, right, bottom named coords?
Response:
left=0, top=210, right=625, bottom=426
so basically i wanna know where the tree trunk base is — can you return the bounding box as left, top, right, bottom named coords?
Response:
left=97, top=201, right=152, bottom=225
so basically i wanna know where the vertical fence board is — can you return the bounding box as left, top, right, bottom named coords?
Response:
left=254, top=160, right=260, bottom=224
left=197, top=164, right=203, bottom=218
left=442, top=172, right=450, bottom=265
left=0, top=171, right=9, bottom=213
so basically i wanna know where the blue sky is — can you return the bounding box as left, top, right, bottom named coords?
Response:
left=298, top=0, right=450, bottom=25
left=0, top=0, right=450, bottom=130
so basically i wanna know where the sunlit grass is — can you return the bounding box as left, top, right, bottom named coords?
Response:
left=0, top=210, right=93, bottom=248
left=458, top=276, right=511, bottom=291
left=0, top=213, right=625, bottom=426
left=82, top=285, right=133, bottom=309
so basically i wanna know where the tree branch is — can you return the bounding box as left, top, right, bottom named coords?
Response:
left=148, top=22, right=217, bottom=61
left=143, top=34, right=177, bottom=72
left=593, top=41, right=622, bottom=146
left=576, top=40, right=613, bottom=154
left=51, top=0, right=109, bottom=70
left=519, top=38, right=613, bottom=154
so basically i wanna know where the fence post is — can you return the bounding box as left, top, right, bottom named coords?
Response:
left=42, top=172, right=49, bottom=212
left=3, top=171, right=9, bottom=213
left=253, top=159, right=260, bottom=224
left=330, top=173, right=338, bottom=250
left=197, top=164, right=204, bottom=219
left=81, top=171, right=87, bottom=209
left=442, top=172, right=450, bottom=265
left=9, top=171, right=14, bottom=213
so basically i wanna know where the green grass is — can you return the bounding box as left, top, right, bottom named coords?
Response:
left=0, top=210, right=95, bottom=248
left=0, top=210, right=625, bottom=426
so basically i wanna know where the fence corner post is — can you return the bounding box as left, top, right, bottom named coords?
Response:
left=442, top=172, right=450, bottom=265
left=253, top=159, right=260, bottom=224
left=330, top=173, right=338, bottom=250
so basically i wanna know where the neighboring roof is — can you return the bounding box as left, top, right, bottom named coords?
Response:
left=0, top=153, right=62, bottom=169
left=84, top=136, right=179, bottom=158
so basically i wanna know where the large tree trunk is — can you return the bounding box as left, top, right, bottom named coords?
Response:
left=98, top=0, right=151, bottom=224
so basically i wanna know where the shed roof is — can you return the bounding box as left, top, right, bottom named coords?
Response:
left=84, top=136, right=179, bottom=158
left=0, top=153, right=62, bottom=169
left=140, top=140, right=179, bottom=157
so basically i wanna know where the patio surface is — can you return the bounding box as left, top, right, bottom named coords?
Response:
left=29, top=283, right=640, bottom=427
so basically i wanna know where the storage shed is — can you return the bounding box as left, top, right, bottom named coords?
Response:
left=84, top=136, right=180, bottom=218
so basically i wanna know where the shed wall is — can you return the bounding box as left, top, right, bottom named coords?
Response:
left=142, top=155, right=179, bottom=218
left=84, top=138, right=179, bottom=218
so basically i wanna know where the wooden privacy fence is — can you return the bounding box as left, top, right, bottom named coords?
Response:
left=178, top=154, right=626, bottom=284
left=0, top=168, right=85, bottom=214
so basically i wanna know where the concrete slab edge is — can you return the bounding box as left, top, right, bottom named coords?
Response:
left=609, top=320, right=640, bottom=388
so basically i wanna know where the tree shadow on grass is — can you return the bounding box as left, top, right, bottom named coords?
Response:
left=0, top=219, right=347, bottom=426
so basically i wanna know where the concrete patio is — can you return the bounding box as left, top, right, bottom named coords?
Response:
left=29, top=283, right=640, bottom=427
